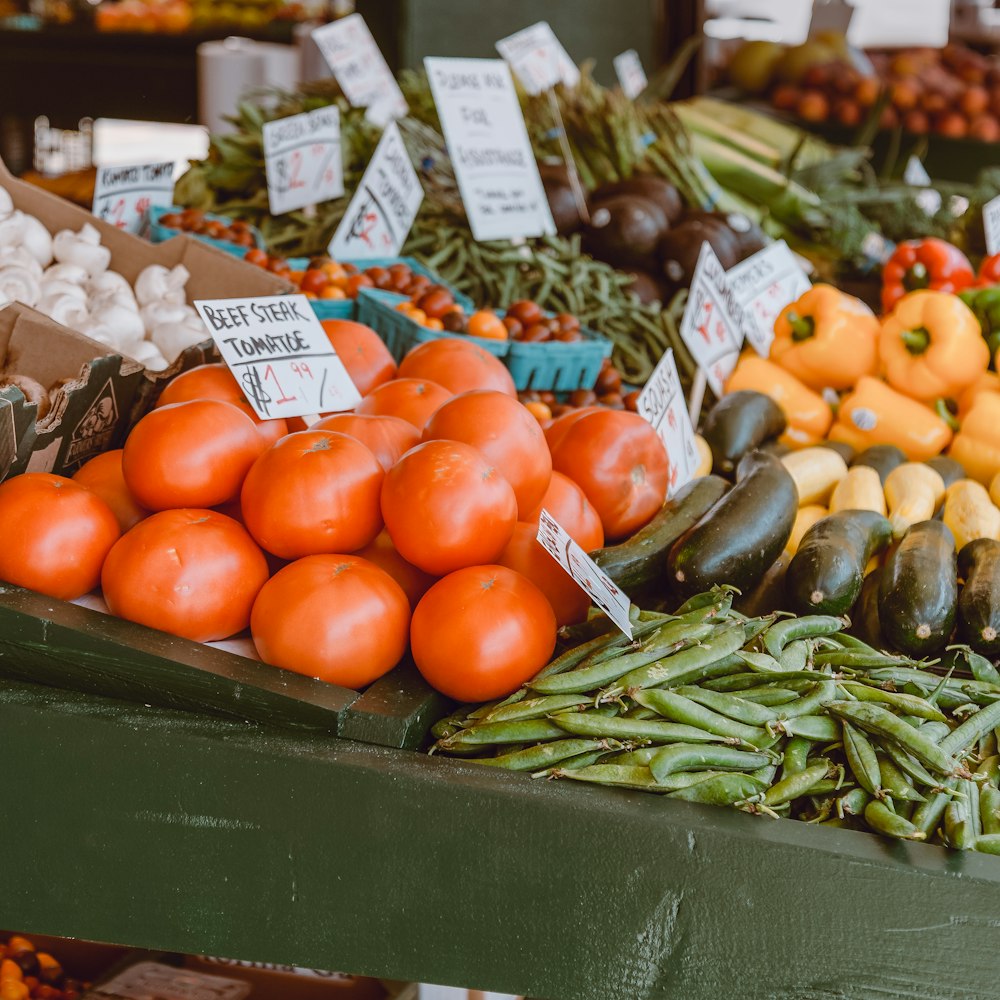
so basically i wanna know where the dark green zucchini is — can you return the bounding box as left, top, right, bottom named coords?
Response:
left=850, top=565, right=886, bottom=650
left=818, top=440, right=855, bottom=464
left=667, top=451, right=797, bottom=600
left=786, top=510, right=893, bottom=616
left=590, top=475, right=729, bottom=592
left=733, top=550, right=790, bottom=618
left=926, top=455, right=965, bottom=490
left=701, top=391, right=786, bottom=476
left=957, top=538, right=1000, bottom=657
left=850, top=444, right=906, bottom=485
left=878, top=520, right=957, bottom=657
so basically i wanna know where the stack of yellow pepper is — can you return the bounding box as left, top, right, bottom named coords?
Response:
left=726, top=283, right=1000, bottom=482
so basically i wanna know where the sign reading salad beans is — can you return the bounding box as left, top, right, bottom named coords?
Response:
left=194, top=294, right=361, bottom=420
left=536, top=509, right=633, bottom=638
left=425, top=56, right=555, bottom=242
left=679, top=242, right=744, bottom=397
left=495, top=21, right=579, bottom=95
left=311, top=13, right=408, bottom=127
left=328, top=121, right=423, bottom=259
left=635, top=348, right=700, bottom=497
left=613, top=49, right=647, bottom=99
left=92, top=160, right=174, bottom=234
left=262, top=107, right=344, bottom=216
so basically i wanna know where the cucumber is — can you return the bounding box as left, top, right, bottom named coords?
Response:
left=668, top=451, right=797, bottom=600
left=957, top=538, right=1000, bottom=657
left=926, top=455, right=966, bottom=490
left=701, top=391, right=786, bottom=476
left=590, top=475, right=729, bottom=592
left=878, top=520, right=957, bottom=657
left=733, top=550, right=790, bottom=618
left=851, top=444, right=906, bottom=485
left=850, top=564, right=885, bottom=649
left=786, top=510, right=893, bottom=616
left=819, top=440, right=856, bottom=464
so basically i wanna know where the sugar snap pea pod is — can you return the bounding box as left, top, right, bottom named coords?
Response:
left=979, top=785, right=1000, bottom=835
left=782, top=736, right=814, bottom=778
left=813, top=649, right=913, bottom=669
left=763, top=615, right=845, bottom=659
left=673, top=586, right=738, bottom=616
left=780, top=715, right=841, bottom=741
left=606, top=622, right=748, bottom=697
left=980, top=730, right=998, bottom=761
left=674, top=686, right=777, bottom=726
left=768, top=680, right=839, bottom=721
left=973, top=834, right=1000, bottom=854
left=837, top=787, right=872, bottom=818
left=740, top=686, right=799, bottom=706
left=763, top=759, right=832, bottom=806
left=828, top=632, right=884, bottom=656
left=705, top=670, right=784, bottom=691
left=976, top=754, right=1000, bottom=785
left=878, top=739, right=944, bottom=791
left=534, top=627, right=632, bottom=680
left=820, top=817, right=853, bottom=828
left=633, top=689, right=767, bottom=744
left=750, top=763, right=778, bottom=784
left=552, top=764, right=671, bottom=792
left=828, top=701, right=963, bottom=777
left=806, top=778, right=852, bottom=796
left=531, top=620, right=717, bottom=695
left=737, top=650, right=786, bottom=673
left=876, top=754, right=926, bottom=802
left=650, top=743, right=772, bottom=783
left=837, top=681, right=948, bottom=722
left=864, top=800, right=927, bottom=841
left=431, top=711, right=468, bottom=740
left=945, top=783, right=978, bottom=850
left=551, top=712, right=735, bottom=744
left=607, top=747, right=660, bottom=766
left=780, top=639, right=810, bottom=672
left=918, top=720, right=956, bottom=747
left=667, top=771, right=768, bottom=806
left=623, top=705, right=657, bottom=721
left=911, top=777, right=959, bottom=836
left=939, top=699, right=1000, bottom=759
left=438, top=718, right=566, bottom=749
left=480, top=693, right=593, bottom=724
left=477, top=738, right=608, bottom=771
left=843, top=721, right=882, bottom=796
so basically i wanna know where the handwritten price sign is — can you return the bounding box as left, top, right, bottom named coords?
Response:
left=262, top=107, right=344, bottom=216
left=194, top=295, right=361, bottom=420
left=495, top=21, right=579, bottom=95
left=536, top=509, right=633, bottom=638
left=635, top=349, right=700, bottom=497
left=92, top=161, right=174, bottom=234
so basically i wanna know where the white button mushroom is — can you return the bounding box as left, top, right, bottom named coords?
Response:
left=151, top=316, right=208, bottom=364
left=128, top=339, right=170, bottom=371
left=134, top=263, right=190, bottom=306
left=0, top=188, right=13, bottom=217
left=43, top=262, right=90, bottom=286
left=37, top=292, right=89, bottom=329
left=52, top=226, right=111, bottom=277
left=20, top=215, right=53, bottom=267
left=0, top=265, right=42, bottom=308
left=0, top=211, right=27, bottom=249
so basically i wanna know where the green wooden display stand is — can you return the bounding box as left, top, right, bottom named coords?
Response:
left=3, top=676, right=1000, bottom=1000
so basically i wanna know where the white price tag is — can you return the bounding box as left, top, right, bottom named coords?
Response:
left=194, top=294, right=361, bottom=420
left=984, top=194, right=1000, bottom=256
left=312, top=13, right=408, bottom=126
left=536, top=510, right=632, bottom=638
left=679, top=242, right=744, bottom=397
left=904, top=155, right=932, bottom=187
left=425, top=57, right=555, bottom=242
left=262, top=107, right=344, bottom=216
left=635, top=349, right=700, bottom=497
left=726, top=240, right=812, bottom=357
left=328, top=121, right=423, bottom=259
left=613, top=49, right=647, bottom=100
left=496, top=21, right=579, bottom=95
left=92, top=160, right=174, bottom=234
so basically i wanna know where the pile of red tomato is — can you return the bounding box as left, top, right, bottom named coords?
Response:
left=157, top=207, right=258, bottom=248
left=0, top=319, right=670, bottom=702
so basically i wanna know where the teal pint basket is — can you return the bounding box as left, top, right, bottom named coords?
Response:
left=143, top=205, right=261, bottom=259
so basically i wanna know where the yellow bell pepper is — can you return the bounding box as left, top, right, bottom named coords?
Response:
left=878, top=290, right=989, bottom=403
left=829, top=376, right=953, bottom=462
left=949, top=392, right=1000, bottom=484
left=770, top=284, right=879, bottom=391
left=958, top=371, right=1000, bottom=419
left=725, top=354, right=832, bottom=448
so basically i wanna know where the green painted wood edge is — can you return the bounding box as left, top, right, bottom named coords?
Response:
left=3, top=677, right=1000, bottom=1000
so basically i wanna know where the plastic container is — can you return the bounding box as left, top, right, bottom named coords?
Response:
left=143, top=205, right=263, bottom=259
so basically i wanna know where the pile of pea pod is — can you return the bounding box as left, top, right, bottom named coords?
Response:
left=431, top=587, right=1000, bottom=851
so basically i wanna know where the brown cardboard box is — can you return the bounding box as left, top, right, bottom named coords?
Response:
left=0, top=302, right=145, bottom=478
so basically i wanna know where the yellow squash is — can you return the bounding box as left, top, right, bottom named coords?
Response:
left=883, top=462, right=946, bottom=539
left=780, top=447, right=848, bottom=506
left=828, top=465, right=886, bottom=515
left=942, top=480, right=1000, bottom=551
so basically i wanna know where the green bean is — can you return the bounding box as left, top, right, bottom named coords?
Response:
left=843, top=721, right=881, bottom=796
left=828, top=701, right=963, bottom=777
left=780, top=639, right=809, bottom=672
left=674, top=686, right=776, bottom=726
left=980, top=784, right=1000, bottom=835
left=973, top=834, right=1000, bottom=854
left=837, top=787, right=872, bottom=818
left=764, top=615, right=845, bottom=659
left=782, top=736, right=813, bottom=778
left=438, top=718, right=565, bottom=749
left=878, top=739, right=943, bottom=791
left=531, top=620, right=716, bottom=694
left=780, top=715, right=840, bottom=741
left=634, top=690, right=767, bottom=744
left=763, top=759, right=832, bottom=806
left=740, top=687, right=800, bottom=706
left=876, top=754, right=926, bottom=803
left=939, top=700, right=1000, bottom=759
left=551, top=712, right=736, bottom=744
left=476, top=738, right=609, bottom=771
left=864, top=800, right=926, bottom=841
left=912, top=781, right=957, bottom=836
left=667, top=771, right=767, bottom=806
left=837, top=681, right=947, bottom=722
left=604, top=622, right=747, bottom=697
left=480, top=693, right=592, bottom=724
left=650, top=744, right=772, bottom=782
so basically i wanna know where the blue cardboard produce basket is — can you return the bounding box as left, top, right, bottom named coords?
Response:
left=143, top=205, right=262, bottom=259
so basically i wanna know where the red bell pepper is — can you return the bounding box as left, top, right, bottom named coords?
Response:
left=881, top=237, right=975, bottom=313
left=979, top=253, right=1000, bottom=287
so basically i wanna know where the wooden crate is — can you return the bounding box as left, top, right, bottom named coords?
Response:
left=0, top=584, right=448, bottom=748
